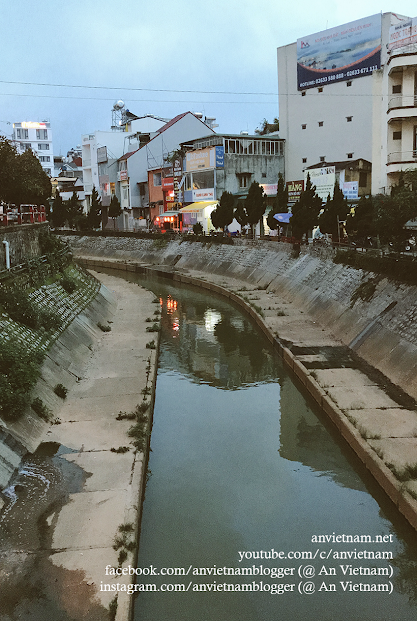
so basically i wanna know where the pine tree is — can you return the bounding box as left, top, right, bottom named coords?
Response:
left=245, top=181, right=266, bottom=237
left=290, top=173, right=322, bottom=242
left=267, top=173, right=288, bottom=230
left=318, top=180, right=349, bottom=241
left=210, top=192, right=235, bottom=231
left=86, top=185, right=102, bottom=229
left=50, top=193, right=67, bottom=227
left=108, top=194, right=122, bottom=230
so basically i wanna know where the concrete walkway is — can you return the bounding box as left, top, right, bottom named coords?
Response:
left=43, top=272, right=158, bottom=620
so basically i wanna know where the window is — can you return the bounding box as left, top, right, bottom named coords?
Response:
left=262, top=172, right=267, bottom=178
left=359, top=172, right=367, bottom=188
left=153, top=173, right=162, bottom=186
left=36, top=129, right=48, bottom=140
left=392, top=84, right=402, bottom=94
left=22, top=143, right=31, bottom=150
left=318, top=87, right=323, bottom=93
left=16, top=129, right=21, bottom=139
left=302, top=158, right=307, bottom=164
left=301, top=124, right=306, bottom=130
left=39, top=156, right=50, bottom=162
left=22, top=129, right=28, bottom=139
left=347, top=153, right=353, bottom=159
left=238, top=174, right=251, bottom=189
left=393, top=131, right=402, bottom=140
left=346, top=81, right=352, bottom=87
left=346, top=116, right=352, bottom=122
left=319, top=156, right=325, bottom=162
left=318, top=121, right=323, bottom=127
left=38, top=143, right=49, bottom=150
left=301, top=91, right=306, bottom=96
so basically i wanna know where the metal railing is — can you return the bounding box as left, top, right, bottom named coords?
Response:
left=387, top=150, right=417, bottom=164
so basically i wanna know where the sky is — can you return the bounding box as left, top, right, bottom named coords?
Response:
left=1, top=0, right=416, bottom=156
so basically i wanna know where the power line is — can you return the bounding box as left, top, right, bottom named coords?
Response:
left=0, top=92, right=277, bottom=105
left=0, top=80, right=278, bottom=97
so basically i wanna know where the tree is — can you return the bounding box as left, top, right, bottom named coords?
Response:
left=0, top=136, right=18, bottom=204
left=255, top=118, right=279, bottom=135
left=14, top=149, right=52, bottom=206
left=345, top=195, right=375, bottom=241
left=234, top=201, right=249, bottom=232
left=66, top=191, right=84, bottom=229
left=318, top=180, right=349, bottom=241
left=86, top=185, right=102, bottom=229
left=108, top=194, right=122, bottom=230
left=210, top=191, right=235, bottom=232
left=374, top=184, right=417, bottom=251
left=245, top=181, right=266, bottom=238
left=267, top=173, right=288, bottom=230
left=290, top=173, right=322, bottom=242
left=50, top=193, right=67, bottom=228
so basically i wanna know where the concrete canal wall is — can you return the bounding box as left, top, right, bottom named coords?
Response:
left=66, top=235, right=417, bottom=402
left=65, top=235, right=417, bottom=536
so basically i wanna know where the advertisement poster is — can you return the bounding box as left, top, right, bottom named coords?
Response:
left=297, top=14, right=381, bottom=90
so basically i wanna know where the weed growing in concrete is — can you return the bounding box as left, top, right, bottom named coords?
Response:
left=60, top=273, right=78, bottom=294
left=277, top=309, right=286, bottom=316
left=152, top=297, right=160, bottom=304
left=110, top=446, right=130, bottom=454
left=153, top=309, right=160, bottom=315
left=119, top=523, right=134, bottom=533
left=97, top=322, right=111, bottom=332
left=145, top=317, right=153, bottom=322
left=54, top=383, right=68, bottom=399
left=146, top=340, right=156, bottom=349
left=146, top=323, right=160, bottom=332
left=118, top=549, right=128, bottom=565
left=31, top=397, right=52, bottom=421
left=372, top=446, right=384, bottom=460
left=116, top=411, right=136, bottom=420
left=391, top=463, right=417, bottom=482
left=109, top=596, right=118, bottom=621
left=141, top=386, right=151, bottom=397
left=252, top=304, right=265, bottom=318
left=350, top=278, right=378, bottom=307
left=136, top=401, right=149, bottom=414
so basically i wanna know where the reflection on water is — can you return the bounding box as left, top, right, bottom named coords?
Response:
left=133, top=276, right=417, bottom=621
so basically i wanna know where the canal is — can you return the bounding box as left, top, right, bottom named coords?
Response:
left=129, top=273, right=417, bottom=621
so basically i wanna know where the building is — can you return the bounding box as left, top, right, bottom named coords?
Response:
left=179, top=132, right=285, bottom=232
left=277, top=12, right=416, bottom=196
left=12, top=121, right=54, bottom=177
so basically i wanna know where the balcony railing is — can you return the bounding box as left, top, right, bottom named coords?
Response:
left=387, top=150, right=417, bottom=164
left=388, top=95, right=417, bottom=110
left=389, top=42, right=417, bottom=57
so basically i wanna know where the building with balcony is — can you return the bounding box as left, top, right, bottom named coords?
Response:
left=372, top=17, right=417, bottom=193
left=277, top=12, right=416, bottom=197
left=12, top=121, right=54, bottom=177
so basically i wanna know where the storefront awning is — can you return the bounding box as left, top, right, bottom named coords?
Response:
left=180, top=201, right=218, bottom=213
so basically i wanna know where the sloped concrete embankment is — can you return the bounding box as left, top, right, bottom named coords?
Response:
left=67, top=235, right=417, bottom=533
left=1, top=272, right=160, bottom=621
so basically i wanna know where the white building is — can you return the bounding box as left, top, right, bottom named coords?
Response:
left=12, top=121, right=54, bottom=177
left=277, top=12, right=415, bottom=196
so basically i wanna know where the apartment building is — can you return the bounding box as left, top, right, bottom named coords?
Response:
left=12, top=121, right=54, bottom=177
left=277, top=12, right=417, bottom=196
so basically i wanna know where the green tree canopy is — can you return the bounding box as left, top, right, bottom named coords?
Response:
left=290, top=173, right=322, bottom=241
left=50, top=193, right=67, bottom=228
left=0, top=136, right=18, bottom=204
left=86, top=185, right=102, bottom=229
left=345, top=195, right=375, bottom=240
left=245, top=181, right=266, bottom=237
left=14, top=149, right=52, bottom=206
left=210, top=191, right=235, bottom=231
left=108, top=194, right=122, bottom=229
left=318, top=180, right=349, bottom=240
left=234, top=201, right=249, bottom=230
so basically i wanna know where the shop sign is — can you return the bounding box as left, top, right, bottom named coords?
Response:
left=305, top=167, right=335, bottom=202
left=193, top=189, right=215, bottom=200
left=286, top=180, right=304, bottom=202
left=342, top=181, right=358, bottom=199
left=261, top=184, right=277, bottom=196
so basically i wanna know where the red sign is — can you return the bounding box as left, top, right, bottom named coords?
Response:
left=162, top=176, right=174, bottom=190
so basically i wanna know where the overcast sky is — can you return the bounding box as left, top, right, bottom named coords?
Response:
left=1, top=1, right=416, bottom=156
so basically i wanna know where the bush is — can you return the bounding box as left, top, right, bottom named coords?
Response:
left=31, top=396, right=52, bottom=421
left=0, top=339, right=44, bottom=421
left=54, top=383, right=68, bottom=399
left=60, top=273, right=78, bottom=294
left=0, top=286, right=61, bottom=331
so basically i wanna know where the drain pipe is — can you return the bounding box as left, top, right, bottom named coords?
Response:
left=3, top=240, right=10, bottom=270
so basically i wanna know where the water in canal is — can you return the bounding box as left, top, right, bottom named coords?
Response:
left=132, top=276, right=417, bottom=621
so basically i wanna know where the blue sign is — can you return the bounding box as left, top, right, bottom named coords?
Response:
left=215, top=146, right=224, bottom=168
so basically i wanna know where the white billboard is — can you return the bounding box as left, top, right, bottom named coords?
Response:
left=389, top=17, right=417, bottom=51
left=305, top=167, right=335, bottom=202
left=297, top=14, right=381, bottom=90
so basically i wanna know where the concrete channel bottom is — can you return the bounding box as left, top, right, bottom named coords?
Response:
left=77, top=257, right=417, bottom=544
